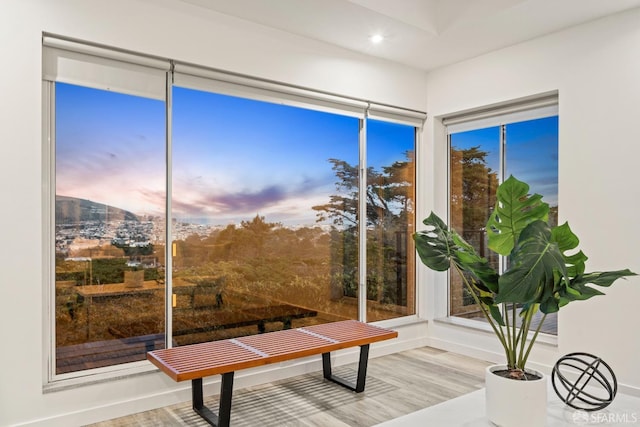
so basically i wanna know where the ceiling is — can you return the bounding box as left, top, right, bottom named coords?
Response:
left=180, top=0, right=640, bottom=71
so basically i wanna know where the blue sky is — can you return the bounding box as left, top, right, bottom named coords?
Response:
left=171, top=87, right=360, bottom=225
left=450, top=116, right=559, bottom=206
left=56, top=83, right=415, bottom=226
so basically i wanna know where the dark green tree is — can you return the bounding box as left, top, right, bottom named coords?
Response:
left=312, top=153, right=415, bottom=304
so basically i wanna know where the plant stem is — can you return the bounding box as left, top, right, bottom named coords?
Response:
left=503, top=303, right=514, bottom=368
left=516, top=307, right=533, bottom=368
left=511, top=303, right=518, bottom=368
left=453, top=264, right=509, bottom=361
left=521, top=312, right=547, bottom=368
left=512, top=303, right=517, bottom=346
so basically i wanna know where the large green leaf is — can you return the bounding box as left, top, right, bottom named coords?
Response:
left=486, top=175, right=549, bottom=256
left=573, top=269, right=637, bottom=287
left=413, top=212, right=455, bottom=272
left=413, top=211, right=499, bottom=292
left=556, top=270, right=636, bottom=307
left=551, top=222, right=579, bottom=252
left=549, top=221, right=635, bottom=307
left=495, top=220, right=569, bottom=305
left=557, top=280, right=605, bottom=305
left=551, top=222, right=587, bottom=278
left=563, top=251, right=588, bottom=277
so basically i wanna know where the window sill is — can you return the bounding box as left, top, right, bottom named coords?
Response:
left=433, top=316, right=558, bottom=347
left=44, top=360, right=159, bottom=393
left=372, top=314, right=426, bottom=329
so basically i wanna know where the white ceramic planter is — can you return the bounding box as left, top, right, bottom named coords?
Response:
left=485, top=365, right=547, bottom=427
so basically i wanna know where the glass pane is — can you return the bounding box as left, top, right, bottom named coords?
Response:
left=505, top=116, right=559, bottom=335
left=55, top=83, right=166, bottom=374
left=366, top=120, right=416, bottom=320
left=449, top=127, right=500, bottom=319
left=505, top=116, right=559, bottom=226
left=448, top=116, right=559, bottom=335
left=171, top=87, right=359, bottom=346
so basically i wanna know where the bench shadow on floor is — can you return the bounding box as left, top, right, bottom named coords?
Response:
left=87, top=346, right=490, bottom=427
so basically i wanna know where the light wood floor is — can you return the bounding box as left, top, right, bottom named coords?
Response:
left=88, top=346, right=491, bottom=427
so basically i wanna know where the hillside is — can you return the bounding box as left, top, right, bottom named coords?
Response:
left=56, top=195, right=139, bottom=223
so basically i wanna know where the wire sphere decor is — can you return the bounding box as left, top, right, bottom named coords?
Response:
left=551, top=352, right=617, bottom=411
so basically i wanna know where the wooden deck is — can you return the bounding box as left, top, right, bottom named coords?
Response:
left=56, top=304, right=318, bottom=374
left=56, top=333, right=165, bottom=374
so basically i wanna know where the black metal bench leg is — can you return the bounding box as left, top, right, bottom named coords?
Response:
left=192, top=372, right=235, bottom=427
left=322, top=344, right=370, bottom=393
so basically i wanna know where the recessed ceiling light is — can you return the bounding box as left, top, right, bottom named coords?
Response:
left=370, top=34, right=384, bottom=44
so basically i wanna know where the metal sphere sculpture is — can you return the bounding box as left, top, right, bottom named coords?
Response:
left=551, top=352, right=617, bottom=411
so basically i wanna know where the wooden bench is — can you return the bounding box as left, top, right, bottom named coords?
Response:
left=147, top=320, right=397, bottom=427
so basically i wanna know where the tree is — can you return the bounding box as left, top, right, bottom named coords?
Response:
left=312, top=159, right=358, bottom=228
left=450, top=146, right=499, bottom=309
left=312, top=153, right=415, bottom=304
left=450, top=146, right=499, bottom=235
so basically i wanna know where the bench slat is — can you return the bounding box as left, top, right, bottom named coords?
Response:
left=302, top=320, right=395, bottom=343
left=236, top=329, right=332, bottom=356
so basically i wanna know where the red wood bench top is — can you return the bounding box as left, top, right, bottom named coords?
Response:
left=147, top=320, right=397, bottom=382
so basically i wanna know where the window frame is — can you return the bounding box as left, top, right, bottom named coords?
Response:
left=442, top=93, right=559, bottom=334
left=42, top=42, right=171, bottom=385
left=42, top=36, right=426, bottom=387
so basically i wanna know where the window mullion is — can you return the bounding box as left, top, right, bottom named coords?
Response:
left=498, top=124, right=507, bottom=315
left=165, top=68, right=174, bottom=348
left=499, top=124, right=506, bottom=276
left=358, top=118, right=367, bottom=322
left=44, top=80, right=56, bottom=382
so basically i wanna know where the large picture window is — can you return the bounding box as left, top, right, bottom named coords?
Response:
left=445, top=97, right=558, bottom=334
left=43, top=38, right=423, bottom=379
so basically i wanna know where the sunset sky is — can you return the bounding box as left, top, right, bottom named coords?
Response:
left=55, top=83, right=415, bottom=226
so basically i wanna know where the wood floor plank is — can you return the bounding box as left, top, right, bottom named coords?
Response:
left=88, top=346, right=491, bottom=427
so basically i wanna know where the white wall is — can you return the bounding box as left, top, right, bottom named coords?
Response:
left=0, top=0, right=428, bottom=426
left=423, top=6, right=640, bottom=395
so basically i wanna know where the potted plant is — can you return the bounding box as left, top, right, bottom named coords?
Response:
left=413, top=175, right=635, bottom=426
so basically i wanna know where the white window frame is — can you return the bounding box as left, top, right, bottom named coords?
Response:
left=42, top=35, right=426, bottom=387
left=440, top=92, right=559, bottom=340
left=42, top=36, right=171, bottom=389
